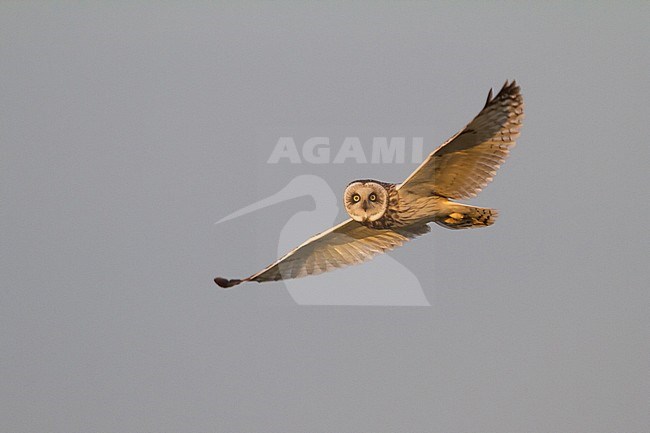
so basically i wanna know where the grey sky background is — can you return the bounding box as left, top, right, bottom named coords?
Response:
left=2, top=2, right=649, bottom=432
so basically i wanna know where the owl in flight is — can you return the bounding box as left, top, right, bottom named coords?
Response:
left=215, top=81, right=523, bottom=288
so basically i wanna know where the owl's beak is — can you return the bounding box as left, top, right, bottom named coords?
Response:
left=361, top=200, right=369, bottom=211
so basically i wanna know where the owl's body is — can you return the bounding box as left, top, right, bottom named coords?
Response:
left=344, top=179, right=496, bottom=230
left=215, top=81, right=523, bottom=288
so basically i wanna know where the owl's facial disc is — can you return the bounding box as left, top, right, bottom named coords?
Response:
left=343, top=181, right=388, bottom=223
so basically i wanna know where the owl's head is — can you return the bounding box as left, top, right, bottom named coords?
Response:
left=343, top=180, right=389, bottom=223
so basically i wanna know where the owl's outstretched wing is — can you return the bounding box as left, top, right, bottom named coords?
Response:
left=398, top=80, right=524, bottom=199
left=214, top=219, right=429, bottom=288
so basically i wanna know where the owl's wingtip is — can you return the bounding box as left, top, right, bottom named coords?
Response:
left=214, top=277, right=243, bottom=288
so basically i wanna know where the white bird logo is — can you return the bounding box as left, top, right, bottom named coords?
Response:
left=216, top=175, right=430, bottom=305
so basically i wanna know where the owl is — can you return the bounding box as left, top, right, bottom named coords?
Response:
left=215, top=81, right=523, bottom=288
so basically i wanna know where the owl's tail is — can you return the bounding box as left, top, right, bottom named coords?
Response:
left=434, top=203, right=498, bottom=230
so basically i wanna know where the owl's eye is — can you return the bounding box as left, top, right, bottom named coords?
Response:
left=369, top=193, right=377, bottom=202
left=352, top=194, right=361, bottom=202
